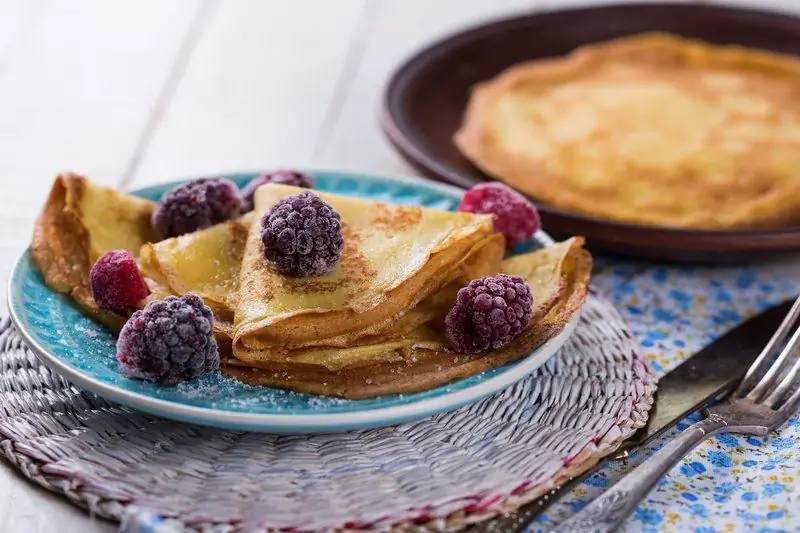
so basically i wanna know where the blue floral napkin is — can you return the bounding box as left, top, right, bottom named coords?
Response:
left=533, top=256, right=800, bottom=533
left=120, top=256, right=800, bottom=533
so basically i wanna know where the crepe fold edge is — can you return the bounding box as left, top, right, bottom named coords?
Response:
left=32, top=174, right=130, bottom=329
left=32, top=174, right=176, bottom=332
left=138, top=215, right=254, bottom=341
left=232, top=231, right=505, bottom=360
left=221, top=237, right=591, bottom=399
left=232, top=184, right=501, bottom=353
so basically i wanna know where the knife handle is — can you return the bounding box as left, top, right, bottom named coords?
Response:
left=551, top=415, right=728, bottom=533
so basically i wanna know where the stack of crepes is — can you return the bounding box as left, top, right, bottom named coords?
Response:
left=33, top=173, right=591, bottom=399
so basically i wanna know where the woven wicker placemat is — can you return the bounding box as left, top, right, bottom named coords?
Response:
left=0, top=292, right=655, bottom=532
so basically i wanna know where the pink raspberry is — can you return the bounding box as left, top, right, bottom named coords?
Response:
left=90, top=250, right=151, bottom=313
left=445, top=274, right=533, bottom=353
left=457, top=182, right=540, bottom=247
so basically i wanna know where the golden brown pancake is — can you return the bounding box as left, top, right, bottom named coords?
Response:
left=456, top=33, right=800, bottom=229
left=31, top=175, right=591, bottom=400
left=233, top=183, right=503, bottom=355
left=223, top=237, right=591, bottom=398
left=232, top=232, right=505, bottom=368
left=32, top=174, right=162, bottom=329
left=141, top=218, right=502, bottom=351
left=138, top=185, right=504, bottom=350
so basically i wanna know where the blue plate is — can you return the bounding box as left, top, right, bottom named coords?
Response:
left=8, top=171, right=579, bottom=433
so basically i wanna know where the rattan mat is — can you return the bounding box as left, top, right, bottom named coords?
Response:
left=0, top=292, right=655, bottom=532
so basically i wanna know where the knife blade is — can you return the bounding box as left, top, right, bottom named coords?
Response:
left=471, top=299, right=793, bottom=533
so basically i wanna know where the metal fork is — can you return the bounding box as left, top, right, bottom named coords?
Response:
left=553, top=296, right=800, bottom=533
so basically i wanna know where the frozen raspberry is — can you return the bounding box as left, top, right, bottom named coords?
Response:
left=457, top=182, right=540, bottom=247
left=261, top=191, right=343, bottom=277
left=241, top=170, right=315, bottom=212
left=152, top=178, right=243, bottom=238
left=116, top=294, right=219, bottom=385
left=445, top=274, right=533, bottom=353
left=90, top=250, right=151, bottom=313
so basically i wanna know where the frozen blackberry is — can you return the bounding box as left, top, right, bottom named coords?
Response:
left=116, top=294, right=219, bottom=385
left=241, top=170, right=315, bottom=212
left=261, top=191, right=343, bottom=277
left=152, top=178, right=243, bottom=238
left=445, top=274, right=533, bottom=353
left=90, top=250, right=151, bottom=313
left=457, top=182, right=541, bottom=247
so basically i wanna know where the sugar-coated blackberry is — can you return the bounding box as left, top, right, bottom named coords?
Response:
left=445, top=274, right=533, bottom=353
left=261, top=191, right=343, bottom=277
left=152, top=178, right=243, bottom=238
left=457, top=182, right=541, bottom=247
left=116, top=294, right=219, bottom=385
left=241, top=170, right=314, bottom=212
left=90, top=250, right=151, bottom=313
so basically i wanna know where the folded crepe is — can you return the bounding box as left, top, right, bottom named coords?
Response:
left=232, top=184, right=504, bottom=356
left=32, top=174, right=591, bottom=399
left=223, top=237, right=590, bottom=398
left=139, top=213, right=254, bottom=339
left=231, top=231, right=504, bottom=368
left=140, top=210, right=502, bottom=355
left=32, top=173, right=167, bottom=329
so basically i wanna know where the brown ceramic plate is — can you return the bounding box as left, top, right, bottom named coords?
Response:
left=381, top=2, right=800, bottom=263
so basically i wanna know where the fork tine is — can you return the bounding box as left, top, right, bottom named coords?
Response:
left=777, top=385, right=800, bottom=422
left=736, top=295, right=800, bottom=397
left=763, top=354, right=800, bottom=409
left=747, top=325, right=800, bottom=402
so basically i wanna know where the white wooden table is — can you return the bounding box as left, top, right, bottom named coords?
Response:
left=1, top=1, right=798, bottom=531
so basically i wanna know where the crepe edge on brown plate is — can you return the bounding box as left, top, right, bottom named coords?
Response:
left=31, top=173, right=164, bottom=330
left=222, top=237, right=591, bottom=399
left=454, top=32, right=800, bottom=230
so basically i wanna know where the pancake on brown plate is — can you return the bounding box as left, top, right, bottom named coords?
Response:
left=456, top=32, right=800, bottom=229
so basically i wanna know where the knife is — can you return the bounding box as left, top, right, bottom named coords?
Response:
left=471, top=299, right=794, bottom=533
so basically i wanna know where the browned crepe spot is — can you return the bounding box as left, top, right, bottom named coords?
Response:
left=370, top=204, right=423, bottom=232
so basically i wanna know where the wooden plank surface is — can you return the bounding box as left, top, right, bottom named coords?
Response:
left=313, top=0, right=539, bottom=174
left=0, top=0, right=46, bottom=75
left=127, top=0, right=369, bottom=187
left=0, top=466, right=115, bottom=533
left=1, top=0, right=800, bottom=532
left=0, top=0, right=203, bottom=313
left=0, top=1, right=203, bottom=531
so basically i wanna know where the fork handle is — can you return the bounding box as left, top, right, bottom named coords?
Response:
left=551, top=415, right=728, bottom=533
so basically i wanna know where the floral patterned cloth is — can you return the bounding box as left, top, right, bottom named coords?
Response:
left=532, top=256, right=800, bottom=532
